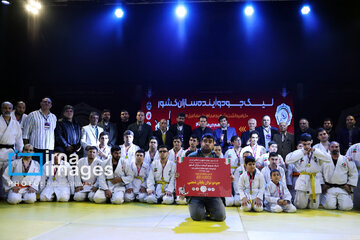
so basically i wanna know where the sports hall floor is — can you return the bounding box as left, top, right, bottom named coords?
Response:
left=1, top=201, right=359, bottom=240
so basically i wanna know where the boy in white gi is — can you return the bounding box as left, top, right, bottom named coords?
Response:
left=256, top=141, right=286, bottom=170
left=168, top=136, right=184, bottom=163
left=232, top=151, right=251, bottom=206
left=74, top=146, right=102, bottom=202
left=285, top=133, right=331, bottom=209
left=224, top=135, right=242, bottom=206
left=146, top=145, right=176, bottom=204
left=322, top=142, right=358, bottom=210
left=286, top=142, right=303, bottom=200
left=144, top=137, right=160, bottom=166
left=239, top=156, right=265, bottom=212
left=261, top=152, right=286, bottom=185
left=240, top=131, right=266, bottom=164
left=264, top=169, right=296, bottom=213
left=94, top=146, right=134, bottom=204
left=120, top=130, right=140, bottom=164
left=3, top=144, right=41, bottom=204
left=40, top=148, right=74, bottom=202
left=125, top=149, right=149, bottom=202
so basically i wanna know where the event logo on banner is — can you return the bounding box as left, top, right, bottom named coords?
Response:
left=141, top=91, right=294, bottom=134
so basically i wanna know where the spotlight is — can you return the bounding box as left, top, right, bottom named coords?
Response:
left=1, top=0, right=10, bottom=5
left=301, top=5, right=311, bottom=15
left=25, top=0, right=42, bottom=15
left=175, top=5, right=187, bottom=19
left=244, top=6, right=254, bottom=16
left=115, top=8, right=124, bottom=18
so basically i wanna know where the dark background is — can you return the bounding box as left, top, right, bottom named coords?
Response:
left=1, top=1, right=360, bottom=131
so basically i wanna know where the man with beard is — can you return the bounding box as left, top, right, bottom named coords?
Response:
left=322, top=142, right=358, bottom=210
left=186, top=133, right=226, bottom=221
left=128, top=110, right=153, bottom=150
left=169, top=113, right=192, bottom=150
left=98, top=109, right=118, bottom=146
left=10, top=101, right=27, bottom=133
left=338, top=115, right=360, bottom=155
left=323, top=118, right=336, bottom=142
left=117, top=110, right=130, bottom=145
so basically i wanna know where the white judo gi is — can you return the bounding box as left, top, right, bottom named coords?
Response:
left=229, top=165, right=245, bottom=206
left=285, top=149, right=331, bottom=209
left=240, top=145, right=266, bottom=163
left=3, top=159, right=41, bottom=204
left=0, top=116, right=24, bottom=198
left=261, top=166, right=286, bottom=185
left=322, top=155, right=358, bottom=210
left=256, top=153, right=286, bottom=170
left=120, top=144, right=140, bottom=164
left=264, top=181, right=296, bottom=213
left=94, top=156, right=134, bottom=204
left=346, top=143, right=360, bottom=209
left=39, top=160, right=74, bottom=202
left=313, top=143, right=330, bottom=154
left=10, top=111, right=28, bottom=134
left=224, top=148, right=242, bottom=206
left=124, top=161, right=149, bottom=202
left=73, top=157, right=103, bottom=202
left=238, top=169, right=265, bottom=212
left=144, top=150, right=160, bottom=166
left=168, top=148, right=184, bottom=163
left=146, top=159, right=176, bottom=204
left=286, top=163, right=300, bottom=201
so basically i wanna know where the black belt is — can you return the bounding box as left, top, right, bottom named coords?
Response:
left=325, top=182, right=346, bottom=188
left=0, top=144, right=14, bottom=149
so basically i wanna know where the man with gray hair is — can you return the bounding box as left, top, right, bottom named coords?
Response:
left=0, top=101, right=24, bottom=198
left=241, top=118, right=257, bottom=148
left=80, top=112, right=104, bottom=156
left=23, top=97, right=57, bottom=162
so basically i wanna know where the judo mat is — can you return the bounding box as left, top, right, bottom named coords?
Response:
left=1, top=201, right=360, bottom=240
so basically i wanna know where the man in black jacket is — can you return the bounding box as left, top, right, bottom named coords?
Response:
left=255, top=115, right=279, bottom=149
left=153, top=118, right=174, bottom=149
left=169, top=112, right=192, bottom=149
left=55, top=105, right=82, bottom=157
left=127, top=110, right=153, bottom=150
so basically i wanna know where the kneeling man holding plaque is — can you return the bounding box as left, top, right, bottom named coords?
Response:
left=176, top=133, right=232, bottom=221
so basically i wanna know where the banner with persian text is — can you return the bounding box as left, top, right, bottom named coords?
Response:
left=141, top=91, right=294, bottom=134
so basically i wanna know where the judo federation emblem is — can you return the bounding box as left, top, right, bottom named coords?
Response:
left=200, top=186, right=207, bottom=193
left=146, top=111, right=152, bottom=120
left=275, top=103, right=293, bottom=126
left=146, top=101, right=152, bottom=111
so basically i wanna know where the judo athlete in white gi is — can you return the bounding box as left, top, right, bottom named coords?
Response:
left=232, top=151, right=251, bottom=206
left=120, top=130, right=140, bottom=164
left=256, top=141, right=286, bottom=170
left=240, top=131, right=266, bottom=165
left=39, top=148, right=74, bottom=202
left=74, top=146, right=103, bottom=202
left=224, top=135, right=242, bottom=206
left=313, top=128, right=331, bottom=154
left=144, top=137, right=160, bottom=166
left=124, top=149, right=149, bottom=202
left=322, top=142, right=358, bottom=210
left=93, top=146, right=134, bottom=204
left=239, top=156, right=265, bottom=212
left=0, top=102, right=24, bottom=198
left=168, top=136, right=184, bottom=163
left=3, top=144, right=41, bottom=204
left=182, top=135, right=199, bottom=157
left=264, top=169, right=296, bottom=213
left=97, top=132, right=111, bottom=161
left=285, top=133, right=331, bottom=209
left=146, top=145, right=176, bottom=204
left=346, top=143, right=360, bottom=209
left=261, top=152, right=286, bottom=185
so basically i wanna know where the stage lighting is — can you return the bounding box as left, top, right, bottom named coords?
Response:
left=244, top=6, right=254, bottom=16
left=1, top=0, right=10, bottom=5
left=25, top=0, right=42, bottom=15
left=175, top=5, right=187, bottom=19
left=301, top=5, right=311, bottom=15
left=115, top=8, right=124, bottom=18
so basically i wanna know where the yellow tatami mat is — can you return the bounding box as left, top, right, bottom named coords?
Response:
left=0, top=201, right=359, bottom=240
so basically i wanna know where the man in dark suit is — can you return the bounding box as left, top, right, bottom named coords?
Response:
left=117, top=109, right=130, bottom=145
left=97, top=109, right=118, bottom=146
left=169, top=112, right=192, bottom=149
left=255, top=115, right=279, bottom=149
left=241, top=118, right=257, bottom=148
left=273, top=121, right=295, bottom=159
left=192, top=115, right=213, bottom=147
left=213, top=115, right=237, bottom=153
left=127, top=110, right=153, bottom=150
left=153, top=118, right=174, bottom=149
left=295, top=118, right=317, bottom=144
left=337, top=115, right=360, bottom=154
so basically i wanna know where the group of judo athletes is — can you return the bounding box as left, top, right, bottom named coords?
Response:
left=2, top=132, right=359, bottom=214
